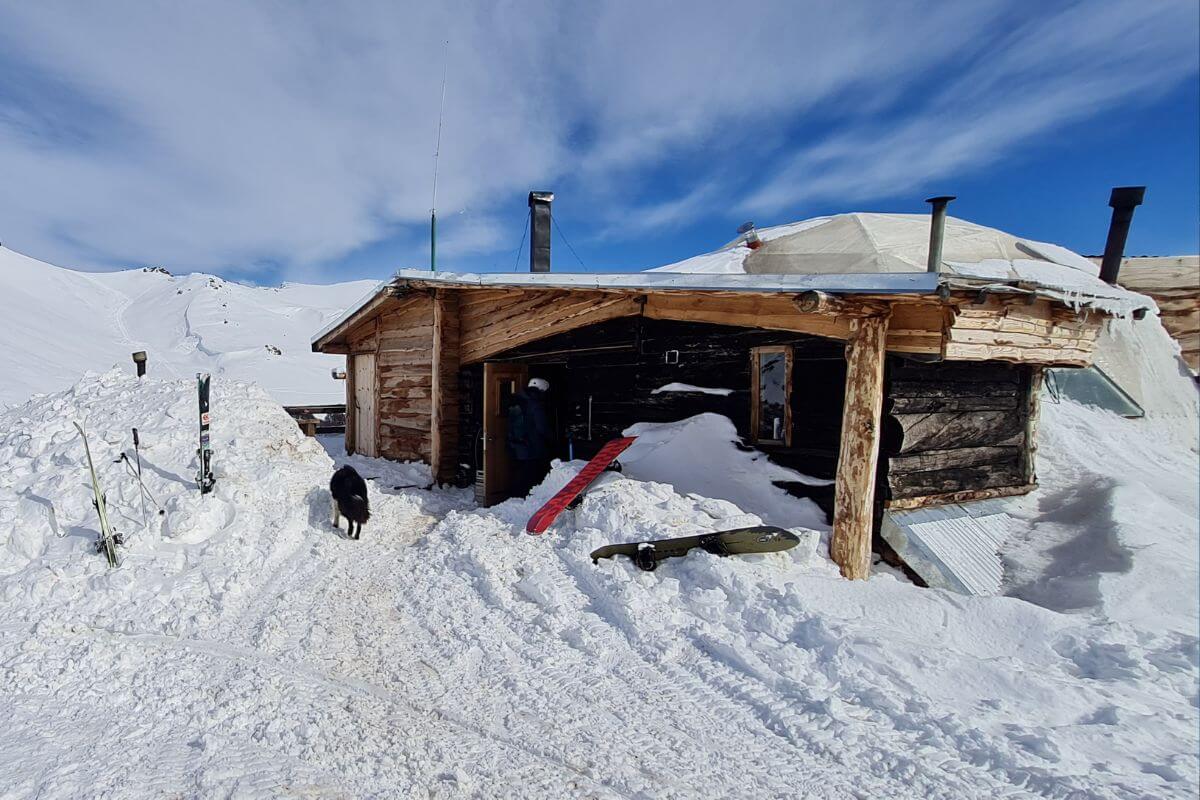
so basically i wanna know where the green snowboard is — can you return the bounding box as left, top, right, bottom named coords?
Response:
left=590, top=525, right=800, bottom=572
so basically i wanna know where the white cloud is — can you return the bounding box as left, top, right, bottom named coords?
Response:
left=741, top=0, right=1200, bottom=213
left=0, top=0, right=1194, bottom=278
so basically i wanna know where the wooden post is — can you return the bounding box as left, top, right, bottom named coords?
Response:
left=345, top=356, right=356, bottom=455
left=831, top=311, right=890, bottom=580
left=1022, top=367, right=1043, bottom=486
left=430, top=290, right=461, bottom=485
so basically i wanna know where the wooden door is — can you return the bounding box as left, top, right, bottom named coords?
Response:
left=482, top=362, right=528, bottom=505
left=353, top=353, right=377, bottom=457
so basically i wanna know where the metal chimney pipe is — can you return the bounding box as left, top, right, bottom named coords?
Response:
left=528, top=191, right=554, bottom=273
left=925, top=195, right=956, bottom=273
left=1099, top=186, right=1146, bottom=285
left=132, top=350, right=147, bottom=378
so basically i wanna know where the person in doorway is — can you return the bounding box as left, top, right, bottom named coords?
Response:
left=507, top=377, right=554, bottom=497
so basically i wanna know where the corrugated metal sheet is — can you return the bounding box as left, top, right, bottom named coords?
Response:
left=881, top=501, right=1017, bottom=596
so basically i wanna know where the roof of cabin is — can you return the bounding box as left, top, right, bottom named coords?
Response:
left=312, top=212, right=1154, bottom=348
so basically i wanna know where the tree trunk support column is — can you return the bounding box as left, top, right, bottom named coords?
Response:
left=831, top=310, right=890, bottom=580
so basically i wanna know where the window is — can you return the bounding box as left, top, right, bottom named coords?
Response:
left=751, top=346, right=792, bottom=445
left=1045, top=366, right=1144, bottom=418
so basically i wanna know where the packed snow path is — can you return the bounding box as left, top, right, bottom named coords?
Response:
left=0, top=372, right=1196, bottom=798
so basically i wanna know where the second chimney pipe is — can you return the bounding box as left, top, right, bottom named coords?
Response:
left=529, top=191, right=554, bottom=273
left=1099, top=186, right=1145, bottom=285
left=925, top=195, right=956, bottom=273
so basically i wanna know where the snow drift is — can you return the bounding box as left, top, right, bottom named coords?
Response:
left=0, top=346, right=1195, bottom=796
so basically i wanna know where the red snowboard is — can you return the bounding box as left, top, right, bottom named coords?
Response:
left=526, top=436, right=637, bottom=534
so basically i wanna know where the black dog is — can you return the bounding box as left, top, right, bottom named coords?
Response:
left=329, top=465, right=370, bottom=540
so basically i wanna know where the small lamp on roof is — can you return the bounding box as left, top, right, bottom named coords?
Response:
left=737, top=221, right=762, bottom=250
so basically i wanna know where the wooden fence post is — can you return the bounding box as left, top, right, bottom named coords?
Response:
left=831, top=311, right=890, bottom=580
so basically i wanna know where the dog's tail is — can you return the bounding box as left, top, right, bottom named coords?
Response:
left=345, top=494, right=370, bottom=525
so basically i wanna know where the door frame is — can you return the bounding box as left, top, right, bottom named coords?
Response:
left=481, top=361, right=529, bottom=506
left=352, top=353, right=378, bottom=457
left=750, top=345, right=793, bottom=447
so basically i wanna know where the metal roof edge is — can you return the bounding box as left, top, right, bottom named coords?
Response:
left=389, top=268, right=941, bottom=294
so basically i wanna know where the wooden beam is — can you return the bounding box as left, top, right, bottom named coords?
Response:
left=885, top=483, right=1036, bottom=510
left=1022, top=367, right=1043, bottom=485
left=644, top=292, right=851, bottom=340
left=831, top=312, right=890, bottom=580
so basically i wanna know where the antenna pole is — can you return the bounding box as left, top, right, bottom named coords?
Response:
left=430, top=40, right=449, bottom=271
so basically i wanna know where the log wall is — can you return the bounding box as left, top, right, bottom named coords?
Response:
left=375, top=294, right=435, bottom=462
left=1111, top=256, right=1200, bottom=373
left=881, top=359, right=1034, bottom=503
left=944, top=296, right=1102, bottom=366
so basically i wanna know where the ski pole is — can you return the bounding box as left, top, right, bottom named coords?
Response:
left=115, top=452, right=163, bottom=513
left=132, top=428, right=148, bottom=528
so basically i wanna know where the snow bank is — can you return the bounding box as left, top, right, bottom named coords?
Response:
left=0, top=368, right=1196, bottom=797
left=618, top=413, right=829, bottom=530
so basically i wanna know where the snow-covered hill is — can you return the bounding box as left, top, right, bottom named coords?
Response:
left=0, top=246, right=377, bottom=408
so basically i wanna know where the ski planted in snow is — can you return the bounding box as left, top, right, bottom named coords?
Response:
left=73, top=421, right=121, bottom=567
left=525, top=436, right=637, bottom=535
left=590, top=525, right=800, bottom=572
left=196, top=373, right=216, bottom=495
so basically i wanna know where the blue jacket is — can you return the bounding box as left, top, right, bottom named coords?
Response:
left=507, top=389, right=553, bottom=460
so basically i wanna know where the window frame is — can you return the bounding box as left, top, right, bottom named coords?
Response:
left=750, top=345, right=793, bottom=446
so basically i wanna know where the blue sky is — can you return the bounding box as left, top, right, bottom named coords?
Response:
left=0, top=1, right=1196, bottom=286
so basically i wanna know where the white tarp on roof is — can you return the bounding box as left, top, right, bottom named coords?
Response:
left=742, top=213, right=1100, bottom=276
left=649, top=212, right=1149, bottom=315
left=653, top=212, right=1102, bottom=278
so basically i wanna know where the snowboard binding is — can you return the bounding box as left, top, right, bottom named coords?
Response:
left=632, top=547, right=659, bottom=572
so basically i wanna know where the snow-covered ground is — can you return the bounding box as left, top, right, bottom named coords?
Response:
left=0, top=245, right=376, bottom=409
left=0, top=319, right=1195, bottom=798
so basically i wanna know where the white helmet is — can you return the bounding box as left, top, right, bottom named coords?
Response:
left=528, top=377, right=550, bottom=392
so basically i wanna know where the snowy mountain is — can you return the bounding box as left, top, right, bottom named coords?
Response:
left=0, top=246, right=377, bottom=408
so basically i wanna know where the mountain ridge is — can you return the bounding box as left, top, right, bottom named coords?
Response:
left=0, top=246, right=376, bottom=408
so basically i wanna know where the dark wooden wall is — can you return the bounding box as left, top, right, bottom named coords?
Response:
left=880, top=358, right=1032, bottom=501
left=454, top=317, right=847, bottom=487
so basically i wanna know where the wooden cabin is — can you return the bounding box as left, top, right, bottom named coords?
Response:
left=312, top=235, right=1152, bottom=580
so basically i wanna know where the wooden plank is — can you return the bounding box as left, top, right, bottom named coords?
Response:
left=947, top=327, right=1098, bottom=350
left=893, top=410, right=1024, bottom=454
left=889, top=445, right=1021, bottom=473
left=645, top=293, right=851, bottom=341
left=888, top=461, right=1025, bottom=499
left=461, top=293, right=642, bottom=364
left=890, top=380, right=1019, bottom=398
left=831, top=313, right=889, bottom=580
left=885, top=483, right=1036, bottom=510
left=890, top=395, right=1018, bottom=413
left=942, top=341, right=1094, bottom=366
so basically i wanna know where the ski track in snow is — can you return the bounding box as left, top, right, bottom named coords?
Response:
left=0, top=370, right=1196, bottom=798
